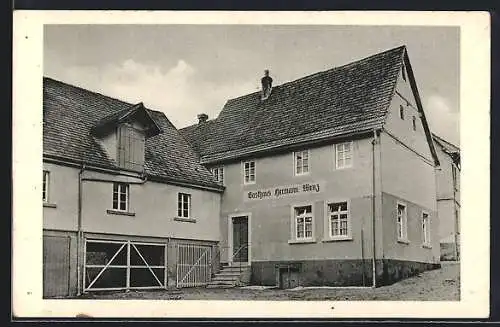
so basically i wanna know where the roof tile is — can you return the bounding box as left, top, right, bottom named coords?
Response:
left=43, top=77, right=222, bottom=190
left=181, top=45, right=406, bottom=161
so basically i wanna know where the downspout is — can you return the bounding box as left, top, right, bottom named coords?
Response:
left=371, top=129, right=379, bottom=288
left=76, top=164, right=86, bottom=296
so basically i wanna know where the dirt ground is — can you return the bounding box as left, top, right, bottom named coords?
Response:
left=79, top=261, right=459, bottom=301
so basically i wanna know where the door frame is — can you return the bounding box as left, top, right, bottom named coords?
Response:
left=227, top=212, right=252, bottom=266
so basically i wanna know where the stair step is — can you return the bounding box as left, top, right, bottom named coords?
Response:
left=215, top=272, right=241, bottom=277
left=212, top=277, right=239, bottom=282
left=206, top=284, right=236, bottom=289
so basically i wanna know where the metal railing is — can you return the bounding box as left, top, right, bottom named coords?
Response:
left=211, top=243, right=249, bottom=276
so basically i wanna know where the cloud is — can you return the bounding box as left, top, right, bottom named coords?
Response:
left=58, top=59, right=257, bottom=128
left=424, top=95, right=459, bottom=145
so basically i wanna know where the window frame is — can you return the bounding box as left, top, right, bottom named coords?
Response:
left=112, top=182, right=130, bottom=212
left=211, top=166, right=224, bottom=184
left=334, top=141, right=354, bottom=170
left=293, top=149, right=310, bottom=176
left=399, top=105, right=405, bottom=120
left=325, top=200, right=352, bottom=241
left=42, top=170, right=50, bottom=203
left=396, top=202, right=409, bottom=243
left=177, top=193, right=191, bottom=219
left=290, top=203, right=315, bottom=243
left=243, top=160, right=256, bottom=185
left=422, top=211, right=431, bottom=246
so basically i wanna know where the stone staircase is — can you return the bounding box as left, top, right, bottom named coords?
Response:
left=206, top=265, right=251, bottom=288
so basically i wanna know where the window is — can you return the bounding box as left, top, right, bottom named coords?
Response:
left=178, top=193, right=191, bottom=218
left=117, top=124, right=145, bottom=171
left=422, top=212, right=431, bottom=245
left=112, top=183, right=129, bottom=211
left=328, top=202, right=350, bottom=238
left=42, top=170, right=49, bottom=202
left=211, top=166, right=224, bottom=184
left=243, top=161, right=256, bottom=184
left=402, top=64, right=407, bottom=81
left=452, top=164, right=459, bottom=191
left=294, top=205, right=313, bottom=240
left=397, top=203, right=408, bottom=241
left=335, top=141, right=353, bottom=169
left=294, top=150, right=310, bottom=175
left=412, top=116, right=417, bottom=131
left=399, top=105, right=405, bottom=120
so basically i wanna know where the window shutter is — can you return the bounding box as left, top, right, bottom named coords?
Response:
left=117, top=124, right=145, bottom=171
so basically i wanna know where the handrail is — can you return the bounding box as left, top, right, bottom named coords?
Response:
left=232, top=243, right=249, bottom=262
left=231, top=243, right=249, bottom=276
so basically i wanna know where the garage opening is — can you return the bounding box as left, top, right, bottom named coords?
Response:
left=176, top=243, right=212, bottom=288
left=84, top=239, right=166, bottom=292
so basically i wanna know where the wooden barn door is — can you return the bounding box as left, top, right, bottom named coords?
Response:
left=43, top=235, right=70, bottom=298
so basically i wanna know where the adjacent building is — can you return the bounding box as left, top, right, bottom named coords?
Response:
left=432, top=133, right=461, bottom=261
left=180, top=45, right=442, bottom=287
left=42, top=78, right=224, bottom=297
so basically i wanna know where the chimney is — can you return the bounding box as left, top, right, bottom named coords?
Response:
left=197, top=113, right=208, bottom=124
left=261, top=69, right=273, bottom=100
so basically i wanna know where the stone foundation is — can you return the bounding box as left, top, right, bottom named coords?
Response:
left=251, top=259, right=440, bottom=288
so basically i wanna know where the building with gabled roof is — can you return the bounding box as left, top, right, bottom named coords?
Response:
left=43, top=77, right=224, bottom=297
left=432, top=133, right=460, bottom=261
left=181, top=45, right=442, bottom=287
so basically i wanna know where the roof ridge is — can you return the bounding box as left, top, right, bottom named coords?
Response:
left=43, top=76, right=166, bottom=116
left=223, top=45, right=407, bottom=104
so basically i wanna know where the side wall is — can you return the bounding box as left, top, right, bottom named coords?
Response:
left=380, top=65, right=440, bottom=265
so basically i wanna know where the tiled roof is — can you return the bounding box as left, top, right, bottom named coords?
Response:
left=432, top=133, right=460, bottom=154
left=432, top=133, right=460, bottom=167
left=43, top=77, right=223, bottom=190
left=181, top=45, right=407, bottom=162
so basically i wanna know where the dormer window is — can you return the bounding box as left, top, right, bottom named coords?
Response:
left=117, top=124, right=145, bottom=171
left=91, top=102, right=162, bottom=173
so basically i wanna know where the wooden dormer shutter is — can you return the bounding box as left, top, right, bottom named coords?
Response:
left=117, top=124, right=145, bottom=172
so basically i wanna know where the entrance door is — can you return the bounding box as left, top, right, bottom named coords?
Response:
left=232, top=216, right=248, bottom=264
left=43, top=235, right=70, bottom=298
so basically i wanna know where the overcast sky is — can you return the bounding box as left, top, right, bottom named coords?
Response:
left=44, top=25, right=459, bottom=145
